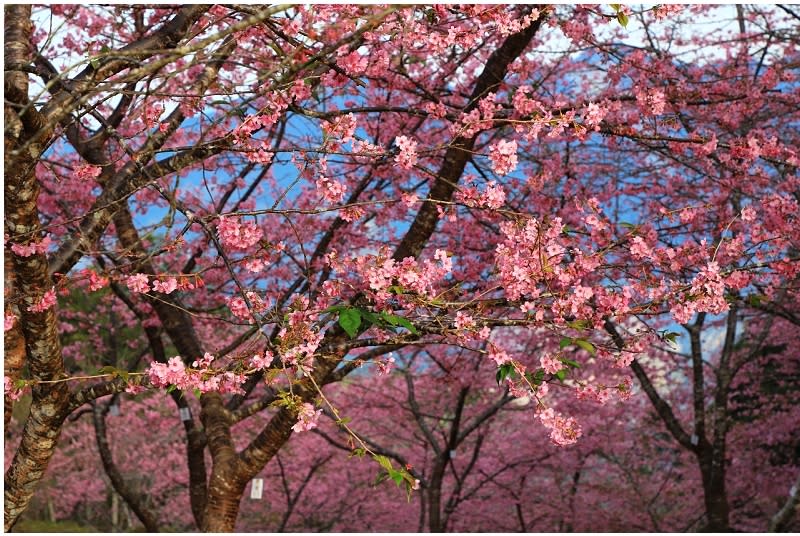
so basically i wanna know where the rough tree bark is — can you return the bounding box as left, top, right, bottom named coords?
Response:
left=4, top=5, right=71, bottom=529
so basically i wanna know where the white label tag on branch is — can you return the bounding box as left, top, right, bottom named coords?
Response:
left=690, top=434, right=699, bottom=446
left=109, top=404, right=120, bottom=416
left=449, top=450, right=457, bottom=460
left=250, top=478, right=263, bottom=500
left=179, top=407, right=192, bottom=422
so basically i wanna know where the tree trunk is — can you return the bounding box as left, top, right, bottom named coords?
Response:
left=4, top=253, right=26, bottom=429
left=203, top=467, right=247, bottom=532
left=4, top=5, right=71, bottom=529
left=698, top=449, right=730, bottom=531
left=428, top=459, right=446, bottom=532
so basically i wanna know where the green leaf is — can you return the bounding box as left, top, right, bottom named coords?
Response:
left=339, top=308, right=362, bottom=338
left=533, top=369, right=545, bottom=386
left=559, top=337, right=573, bottom=349
left=350, top=448, right=366, bottom=458
left=374, top=471, right=390, bottom=486
left=14, top=379, right=27, bottom=389
left=619, top=222, right=636, bottom=229
left=560, top=357, right=581, bottom=369
left=617, top=11, right=629, bottom=28
left=359, top=308, right=381, bottom=328
left=555, top=369, right=567, bottom=382
left=322, top=304, right=346, bottom=314
left=663, top=332, right=681, bottom=346
left=166, top=385, right=177, bottom=394
left=388, top=285, right=405, bottom=295
left=567, top=319, right=590, bottom=331
left=380, top=312, right=418, bottom=335
left=574, top=338, right=597, bottom=356
left=610, top=4, right=621, bottom=12
left=389, top=469, right=404, bottom=486
left=336, top=417, right=352, bottom=426
left=98, top=365, right=118, bottom=376
left=373, top=454, right=394, bottom=472
left=496, top=363, right=514, bottom=385
left=193, top=388, right=202, bottom=399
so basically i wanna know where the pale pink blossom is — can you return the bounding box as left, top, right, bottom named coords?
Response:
left=292, top=403, right=322, bottom=433
left=489, top=348, right=512, bottom=366
left=583, top=102, right=607, bottom=128
left=454, top=311, right=475, bottom=330
left=246, top=148, right=274, bottom=164
left=10, top=236, right=52, bottom=257
left=126, top=273, right=151, bottom=293
left=5, top=312, right=17, bottom=332
left=540, top=354, right=564, bottom=375
left=322, top=113, right=357, bottom=143
left=316, top=176, right=347, bottom=203
left=395, top=136, right=418, bottom=169
left=152, top=278, right=178, bottom=294
left=377, top=356, right=395, bottom=376
left=28, top=287, right=57, bottom=313
left=4, top=376, right=25, bottom=401
left=538, top=408, right=582, bottom=446
left=88, top=271, right=109, bottom=292
left=488, top=139, right=518, bottom=175
left=74, top=164, right=102, bottom=181
left=635, top=86, right=666, bottom=116
left=124, top=383, right=146, bottom=395
left=249, top=351, right=275, bottom=370
left=217, top=216, right=263, bottom=251
left=629, top=236, right=653, bottom=260
left=401, top=192, right=418, bottom=208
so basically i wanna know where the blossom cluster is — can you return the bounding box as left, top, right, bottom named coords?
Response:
left=217, top=216, right=263, bottom=251
left=488, top=140, right=518, bottom=175
left=354, top=249, right=453, bottom=302
left=73, top=164, right=102, bottom=182
left=670, top=261, right=729, bottom=324
left=28, top=288, right=57, bottom=313
left=228, top=291, right=270, bottom=321
left=10, top=236, right=52, bottom=257
left=126, top=274, right=195, bottom=295
left=278, top=297, right=324, bottom=373
left=455, top=180, right=506, bottom=210
left=4, top=376, right=26, bottom=401
left=322, top=112, right=357, bottom=143
left=292, top=403, right=322, bottom=433
left=147, top=355, right=246, bottom=395
left=538, top=407, right=582, bottom=446
left=395, top=136, right=419, bottom=169
left=495, top=217, right=566, bottom=301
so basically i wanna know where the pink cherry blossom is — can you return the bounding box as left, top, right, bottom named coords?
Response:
left=395, top=136, right=418, bottom=169
left=126, top=273, right=151, bottom=293
left=28, top=287, right=57, bottom=313
left=488, top=139, right=518, bottom=175
left=292, top=403, right=322, bottom=433
left=151, top=278, right=178, bottom=294
left=5, top=312, right=16, bottom=332
left=217, top=216, right=264, bottom=251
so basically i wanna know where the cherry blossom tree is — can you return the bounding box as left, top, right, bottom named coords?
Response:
left=5, top=3, right=800, bottom=532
